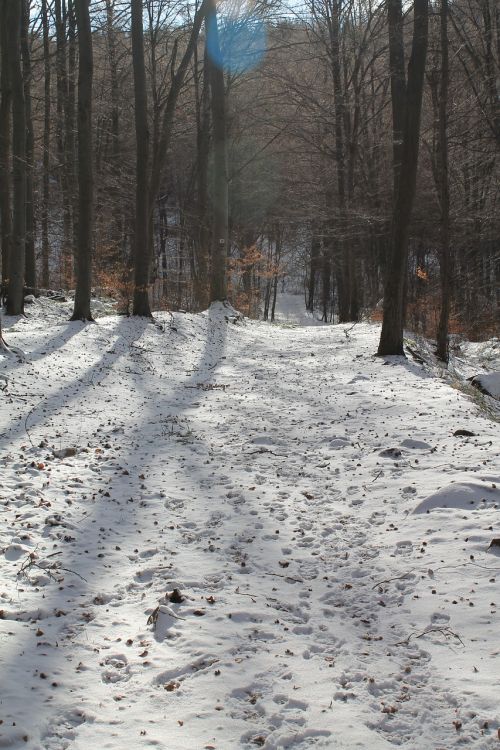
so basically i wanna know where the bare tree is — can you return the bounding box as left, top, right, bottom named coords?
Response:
left=207, top=0, right=228, bottom=302
left=71, top=0, right=94, bottom=321
left=21, top=0, right=36, bottom=289
left=6, top=0, right=27, bottom=316
left=131, top=0, right=151, bottom=317
left=377, top=0, right=429, bottom=355
left=41, top=0, right=51, bottom=288
left=434, top=0, right=451, bottom=361
left=0, top=0, right=12, bottom=287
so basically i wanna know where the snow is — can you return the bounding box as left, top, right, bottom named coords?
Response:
left=266, top=294, right=325, bottom=326
left=470, top=373, right=500, bottom=401
left=1, top=295, right=500, bottom=749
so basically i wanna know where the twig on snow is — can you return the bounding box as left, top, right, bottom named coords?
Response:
left=343, top=322, right=358, bottom=339
left=247, top=448, right=281, bottom=456
left=372, top=570, right=416, bottom=590
left=395, top=626, right=464, bottom=647
left=17, top=550, right=87, bottom=583
left=24, top=404, right=36, bottom=448
left=235, top=587, right=257, bottom=602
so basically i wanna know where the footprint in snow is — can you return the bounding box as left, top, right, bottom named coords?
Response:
left=101, top=654, right=131, bottom=684
left=41, top=709, right=90, bottom=750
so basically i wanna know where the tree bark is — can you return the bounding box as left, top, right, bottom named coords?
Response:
left=41, top=0, right=51, bottom=287
left=131, top=0, right=151, bottom=317
left=0, top=0, right=12, bottom=287
left=194, top=40, right=210, bottom=310
left=435, top=0, right=451, bottom=362
left=71, top=0, right=93, bottom=321
left=66, top=0, right=77, bottom=266
left=54, top=0, right=71, bottom=282
left=207, top=0, right=228, bottom=303
left=6, top=0, right=26, bottom=316
left=307, top=230, right=320, bottom=312
left=21, top=0, right=36, bottom=289
left=377, top=0, right=429, bottom=356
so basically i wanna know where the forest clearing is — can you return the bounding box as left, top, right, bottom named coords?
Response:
left=1, top=295, right=499, bottom=749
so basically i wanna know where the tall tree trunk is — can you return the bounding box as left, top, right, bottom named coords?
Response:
left=270, top=225, right=281, bottom=322
left=194, top=41, right=210, bottom=310
left=377, top=0, right=429, bottom=356
left=41, top=0, right=51, bottom=287
left=207, top=0, right=228, bottom=303
left=0, top=0, right=12, bottom=287
left=66, top=0, right=77, bottom=264
left=71, top=0, right=93, bottom=321
left=329, top=0, right=351, bottom=322
left=435, top=0, right=451, bottom=362
left=6, top=0, right=26, bottom=316
left=307, top=230, right=320, bottom=312
left=131, top=0, right=151, bottom=317
left=21, top=0, right=36, bottom=289
left=54, top=0, right=70, bottom=282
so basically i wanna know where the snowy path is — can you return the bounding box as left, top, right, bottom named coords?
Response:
left=1, top=302, right=500, bottom=749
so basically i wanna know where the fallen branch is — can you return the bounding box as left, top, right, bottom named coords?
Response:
left=17, top=550, right=87, bottom=583
left=24, top=405, right=36, bottom=448
left=247, top=448, right=281, bottom=456
left=395, top=626, right=464, bottom=647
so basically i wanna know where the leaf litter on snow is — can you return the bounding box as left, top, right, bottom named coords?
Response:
left=0, top=295, right=499, bottom=749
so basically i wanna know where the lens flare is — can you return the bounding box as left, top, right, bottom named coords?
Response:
left=207, top=12, right=266, bottom=74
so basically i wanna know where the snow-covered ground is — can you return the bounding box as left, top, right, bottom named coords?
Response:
left=263, top=294, right=325, bottom=327
left=1, top=295, right=500, bottom=750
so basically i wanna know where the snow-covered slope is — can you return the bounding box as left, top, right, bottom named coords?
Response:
left=1, top=300, right=499, bottom=750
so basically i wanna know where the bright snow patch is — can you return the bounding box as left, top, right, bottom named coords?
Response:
left=471, top=372, right=500, bottom=400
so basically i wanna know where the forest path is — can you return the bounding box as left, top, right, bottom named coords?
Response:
left=1, top=301, right=499, bottom=750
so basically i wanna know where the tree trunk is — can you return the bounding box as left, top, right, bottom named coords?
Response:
left=194, top=41, right=210, bottom=310
left=435, top=0, right=451, bottom=362
left=66, top=1, right=77, bottom=267
left=0, top=0, right=12, bottom=287
left=131, top=0, right=151, bottom=317
left=71, top=0, right=93, bottom=321
left=307, top=231, right=320, bottom=312
left=21, top=0, right=36, bottom=289
left=329, top=0, right=350, bottom=322
left=54, top=0, right=70, bottom=282
left=377, top=0, right=429, bottom=356
left=41, top=0, right=51, bottom=287
left=207, top=0, right=228, bottom=303
left=6, top=0, right=26, bottom=316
